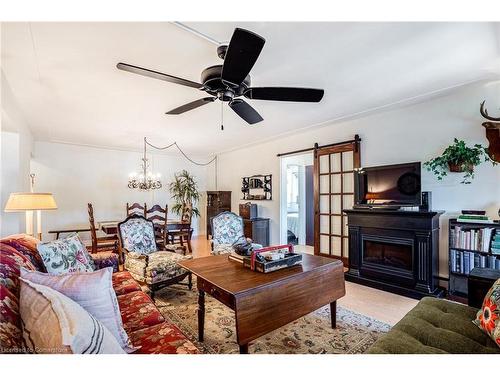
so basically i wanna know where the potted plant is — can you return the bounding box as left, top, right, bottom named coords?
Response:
left=168, top=170, right=201, bottom=220
left=424, top=138, right=497, bottom=184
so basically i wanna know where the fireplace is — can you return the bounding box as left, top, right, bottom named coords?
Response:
left=359, top=234, right=416, bottom=288
left=344, top=209, right=444, bottom=299
left=363, top=238, right=413, bottom=271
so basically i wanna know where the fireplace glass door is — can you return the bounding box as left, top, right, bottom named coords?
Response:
left=363, top=239, right=413, bottom=271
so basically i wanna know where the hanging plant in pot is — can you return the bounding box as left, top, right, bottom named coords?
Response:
left=424, top=138, right=497, bottom=184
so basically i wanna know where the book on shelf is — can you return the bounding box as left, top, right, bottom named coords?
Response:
left=450, top=249, right=456, bottom=271
left=450, top=248, right=500, bottom=274
left=457, top=218, right=494, bottom=224
left=458, top=214, right=490, bottom=220
left=491, top=233, right=500, bottom=254
left=451, top=225, right=495, bottom=252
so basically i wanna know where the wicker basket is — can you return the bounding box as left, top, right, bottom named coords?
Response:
left=448, top=162, right=473, bottom=173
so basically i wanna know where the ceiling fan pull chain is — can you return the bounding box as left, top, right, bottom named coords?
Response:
left=221, top=98, right=224, bottom=131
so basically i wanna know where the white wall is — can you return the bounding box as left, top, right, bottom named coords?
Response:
left=31, top=142, right=211, bottom=240
left=1, top=71, right=34, bottom=236
left=216, top=81, right=500, bottom=278
left=1, top=132, right=21, bottom=235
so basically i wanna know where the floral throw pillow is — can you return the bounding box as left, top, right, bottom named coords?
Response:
left=473, top=278, right=500, bottom=348
left=37, top=233, right=95, bottom=275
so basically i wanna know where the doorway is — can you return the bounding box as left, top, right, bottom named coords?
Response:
left=280, top=152, right=314, bottom=254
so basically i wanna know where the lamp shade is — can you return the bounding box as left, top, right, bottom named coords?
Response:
left=4, top=193, right=57, bottom=211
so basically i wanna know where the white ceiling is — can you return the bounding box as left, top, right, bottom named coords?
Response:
left=2, top=22, right=500, bottom=155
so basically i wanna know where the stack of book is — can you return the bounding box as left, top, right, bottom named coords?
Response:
left=450, top=249, right=500, bottom=274
left=228, top=253, right=248, bottom=264
left=457, top=213, right=494, bottom=224
left=450, top=226, right=494, bottom=252
left=492, top=233, right=500, bottom=255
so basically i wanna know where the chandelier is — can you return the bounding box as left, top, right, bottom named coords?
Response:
left=128, top=138, right=162, bottom=191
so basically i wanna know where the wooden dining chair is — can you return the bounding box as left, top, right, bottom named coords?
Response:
left=126, top=202, right=147, bottom=217
left=146, top=204, right=168, bottom=249
left=87, top=203, right=119, bottom=255
left=168, top=203, right=194, bottom=253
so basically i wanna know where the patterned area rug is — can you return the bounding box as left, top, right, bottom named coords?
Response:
left=154, top=283, right=391, bottom=354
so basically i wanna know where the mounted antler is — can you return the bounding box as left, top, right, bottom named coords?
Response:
left=480, top=100, right=500, bottom=122
left=480, top=100, right=500, bottom=162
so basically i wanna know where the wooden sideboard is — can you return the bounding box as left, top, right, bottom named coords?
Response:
left=243, top=217, right=270, bottom=247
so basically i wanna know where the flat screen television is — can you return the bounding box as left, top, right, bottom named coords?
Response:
left=354, top=162, right=422, bottom=208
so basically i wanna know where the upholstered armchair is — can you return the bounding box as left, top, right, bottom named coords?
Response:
left=117, top=214, right=192, bottom=299
left=210, top=211, right=246, bottom=255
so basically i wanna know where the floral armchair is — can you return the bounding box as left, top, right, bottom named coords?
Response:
left=118, top=215, right=192, bottom=299
left=211, top=211, right=251, bottom=255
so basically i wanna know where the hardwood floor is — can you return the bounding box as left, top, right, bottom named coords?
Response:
left=190, top=235, right=212, bottom=258
left=189, top=235, right=417, bottom=325
left=340, top=282, right=418, bottom=325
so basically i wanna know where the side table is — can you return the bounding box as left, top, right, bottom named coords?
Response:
left=468, top=267, right=500, bottom=309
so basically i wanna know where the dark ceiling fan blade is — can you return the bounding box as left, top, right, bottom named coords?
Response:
left=221, top=28, right=265, bottom=88
left=166, top=97, right=216, bottom=114
left=229, top=99, right=263, bottom=124
left=244, top=87, right=324, bottom=102
left=117, top=62, right=203, bottom=89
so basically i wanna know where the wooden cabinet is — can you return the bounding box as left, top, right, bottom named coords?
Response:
left=206, top=191, right=231, bottom=239
left=243, top=218, right=270, bottom=247
left=468, top=268, right=500, bottom=309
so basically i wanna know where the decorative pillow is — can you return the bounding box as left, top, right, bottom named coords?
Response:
left=1, top=234, right=45, bottom=272
left=20, top=267, right=136, bottom=353
left=119, top=218, right=157, bottom=255
left=19, top=278, right=125, bottom=354
left=0, top=243, right=36, bottom=351
left=90, top=252, right=119, bottom=273
left=0, top=243, right=36, bottom=291
left=3, top=233, right=40, bottom=253
left=37, top=233, right=95, bottom=275
left=473, top=278, right=500, bottom=348
left=0, top=284, right=22, bottom=352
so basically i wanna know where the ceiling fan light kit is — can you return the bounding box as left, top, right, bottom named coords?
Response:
left=117, top=27, right=324, bottom=126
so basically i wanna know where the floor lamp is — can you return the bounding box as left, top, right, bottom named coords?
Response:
left=4, top=192, right=57, bottom=240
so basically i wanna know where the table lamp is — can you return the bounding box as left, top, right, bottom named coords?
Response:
left=4, top=192, right=57, bottom=240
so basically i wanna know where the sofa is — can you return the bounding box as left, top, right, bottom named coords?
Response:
left=368, top=278, right=500, bottom=354
left=0, top=234, right=199, bottom=354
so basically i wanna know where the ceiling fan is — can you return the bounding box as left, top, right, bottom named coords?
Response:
left=117, top=28, right=324, bottom=125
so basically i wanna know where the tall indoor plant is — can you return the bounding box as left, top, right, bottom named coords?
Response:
left=424, top=138, right=497, bottom=184
left=168, top=170, right=201, bottom=220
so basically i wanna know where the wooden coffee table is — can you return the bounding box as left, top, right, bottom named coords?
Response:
left=178, top=254, right=345, bottom=353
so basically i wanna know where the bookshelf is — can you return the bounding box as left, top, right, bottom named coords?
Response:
left=448, top=218, right=500, bottom=297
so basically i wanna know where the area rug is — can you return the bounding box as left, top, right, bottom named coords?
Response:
left=154, top=283, right=391, bottom=354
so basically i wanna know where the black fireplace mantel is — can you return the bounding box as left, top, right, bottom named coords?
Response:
left=344, top=208, right=445, bottom=299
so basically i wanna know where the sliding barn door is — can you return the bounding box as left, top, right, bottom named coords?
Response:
left=314, top=140, right=360, bottom=264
